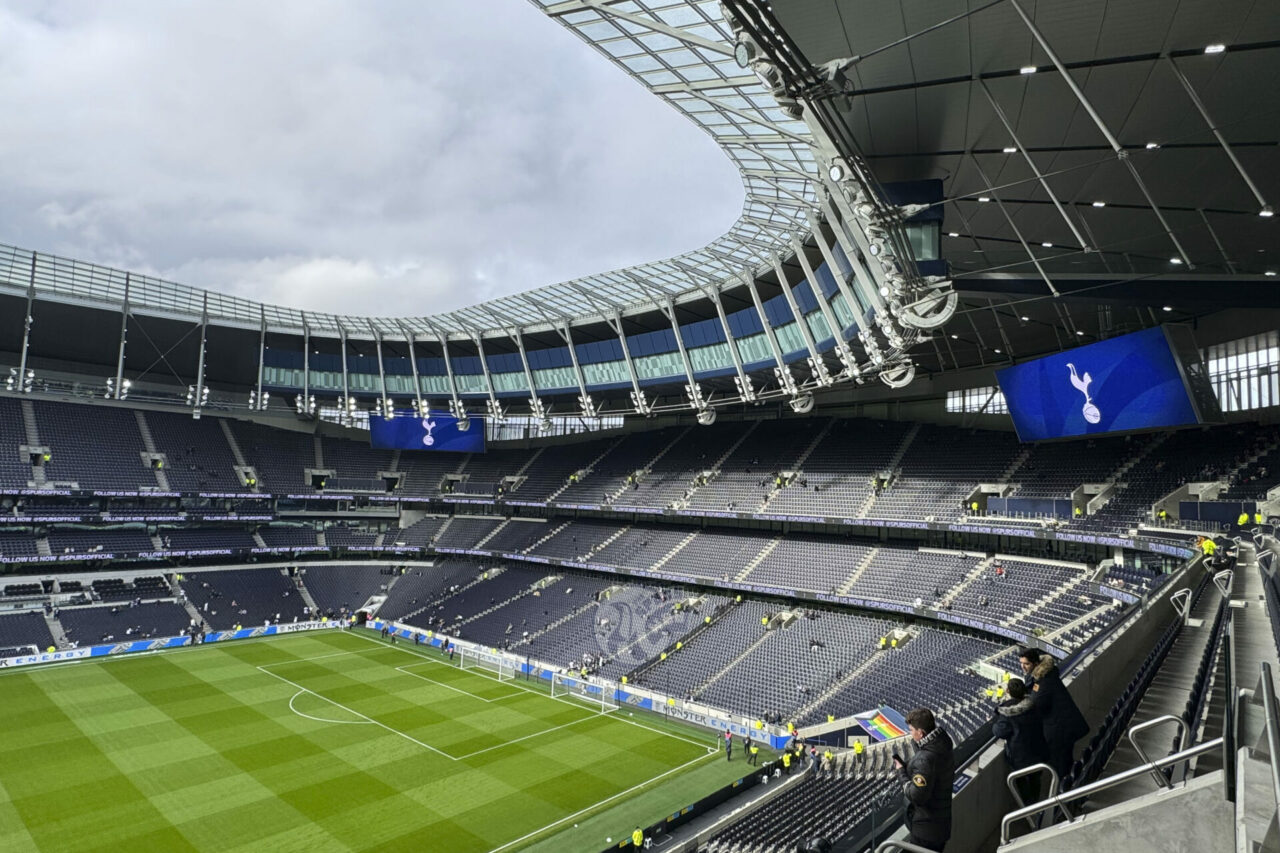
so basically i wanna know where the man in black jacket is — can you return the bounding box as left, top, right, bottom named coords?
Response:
left=894, top=707, right=954, bottom=851
left=1029, top=654, right=1089, bottom=780
left=993, top=679, right=1049, bottom=806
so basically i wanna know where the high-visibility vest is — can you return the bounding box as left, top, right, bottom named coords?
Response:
left=632, top=829, right=643, bottom=846
left=1257, top=513, right=1265, bottom=524
left=1239, top=513, right=1250, bottom=525
left=827, top=714, right=835, bottom=724
left=823, top=750, right=833, bottom=762
left=854, top=741, right=864, bottom=755
left=782, top=752, right=792, bottom=767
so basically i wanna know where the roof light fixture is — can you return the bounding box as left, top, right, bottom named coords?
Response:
left=1170, top=257, right=1183, bottom=265
left=1204, top=44, right=1226, bottom=54
left=978, top=196, right=991, bottom=203
left=1162, top=305, right=1173, bottom=312
left=1145, top=142, right=1160, bottom=150
left=1002, top=146, right=1017, bottom=153
left=1260, top=205, right=1275, bottom=218
left=1020, top=65, right=1037, bottom=74
left=1091, top=201, right=1106, bottom=208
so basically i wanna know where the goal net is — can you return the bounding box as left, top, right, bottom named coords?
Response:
left=459, top=647, right=516, bottom=682
left=551, top=672, right=617, bottom=712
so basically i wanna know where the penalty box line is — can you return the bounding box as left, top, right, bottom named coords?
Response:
left=345, top=628, right=722, bottom=753
left=260, top=643, right=616, bottom=762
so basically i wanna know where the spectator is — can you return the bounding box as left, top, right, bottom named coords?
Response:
left=895, top=707, right=953, bottom=852
left=1029, top=654, right=1089, bottom=779
left=992, top=678, right=1048, bottom=807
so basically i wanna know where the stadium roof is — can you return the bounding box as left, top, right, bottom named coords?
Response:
left=0, top=0, right=823, bottom=338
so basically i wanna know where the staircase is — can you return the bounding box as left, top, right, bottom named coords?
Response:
left=19, top=399, right=40, bottom=445
left=219, top=420, right=249, bottom=468
left=474, top=520, right=509, bottom=550
left=885, top=422, right=922, bottom=471
left=545, top=437, right=626, bottom=503
left=389, top=449, right=401, bottom=472
left=940, top=556, right=995, bottom=608
left=519, top=597, right=597, bottom=646
left=431, top=516, right=455, bottom=545
left=693, top=628, right=775, bottom=696
left=313, top=436, right=324, bottom=469
left=134, top=412, right=170, bottom=490
left=607, top=427, right=693, bottom=503
left=677, top=423, right=760, bottom=507
left=150, top=534, right=165, bottom=550
left=1004, top=573, right=1087, bottom=629
left=512, top=447, right=545, bottom=478
left=373, top=531, right=387, bottom=548
left=252, top=531, right=267, bottom=549
left=292, top=571, right=321, bottom=616
left=788, top=417, right=836, bottom=471
left=317, top=529, right=327, bottom=548
left=796, top=644, right=884, bottom=721
left=585, top=525, right=631, bottom=559
left=35, top=537, right=51, bottom=557
left=522, top=520, right=571, bottom=554
left=652, top=531, right=697, bottom=571
left=1108, top=431, right=1171, bottom=484
left=1000, top=444, right=1035, bottom=484
left=735, top=536, right=782, bottom=581
left=855, top=488, right=879, bottom=519
left=836, top=547, right=881, bottom=595
left=402, top=569, right=500, bottom=623
left=44, top=610, right=67, bottom=648
left=459, top=577, right=562, bottom=628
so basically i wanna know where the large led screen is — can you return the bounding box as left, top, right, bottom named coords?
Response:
left=996, top=326, right=1220, bottom=442
left=369, top=413, right=485, bottom=452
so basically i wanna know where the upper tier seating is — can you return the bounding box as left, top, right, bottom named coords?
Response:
left=144, top=410, right=241, bottom=492
left=300, top=564, right=390, bottom=614
left=35, top=400, right=154, bottom=490
left=0, top=396, right=33, bottom=488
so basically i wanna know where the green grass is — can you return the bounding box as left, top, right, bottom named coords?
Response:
left=0, top=629, right=764, bottom=853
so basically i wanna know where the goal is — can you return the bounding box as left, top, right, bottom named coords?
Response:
left=459, top=647, right=517, bottom=682
left=551, top=672, right=617, bottom=712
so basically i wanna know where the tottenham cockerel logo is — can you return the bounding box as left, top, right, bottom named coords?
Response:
left=1067, top=363, right=1101, bottom=424
left=421, top=419, right=437, bottom=447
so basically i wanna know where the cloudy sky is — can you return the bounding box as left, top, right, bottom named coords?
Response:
left=0, top=0, right=743, bottom=316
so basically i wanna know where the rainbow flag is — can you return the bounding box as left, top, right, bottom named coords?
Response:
left=854, top=707, right=909, bottom=742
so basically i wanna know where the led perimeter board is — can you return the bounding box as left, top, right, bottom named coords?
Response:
left=369, top=413, right=485, bottom=452
left=995, top=325, right=1222, bottom=442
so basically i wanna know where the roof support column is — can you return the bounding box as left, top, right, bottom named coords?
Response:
left=338, top=322, right=353, bottom=426
left=12, top=255, right=35, bottom=393
left=250, top=308, right=268, bottom=411
left=556, top=321, right=597, bottom=416
left=1163, top=55, right=1271, bottom=216
left=1198, top=209, right=1238, bottom=273
left=704, top=288, right=754, bottom=402
left=428, top=323, right=466, bottom=422
left=967, top=152, right=1061, bottom=297
left=607, top=310, right=649, bottom=415
left=511, top=327, right=547, bottom=422
left=740, top=269, right=797, bottom=397
left=806, top=211, right=876, bottom=341
left=397, top=322, right=427, bottom=416
left=789, top=234, right=858, bottom=380
left=370, top=321, right=391, bottom=418
left=815, top=196, right=897, bottom=361
left=111, top=274, right=131, bottom=400
left=298, top=316, right=314, bottom=416
left=659, top=297, right=708, bottom=417
left=1008, top=0, right=1193, bottom=266
left=770, top=252, right=831, bottom=386
left=471, top=333, right=503, bottom=422
left=190, top=294, right=209, bottom=419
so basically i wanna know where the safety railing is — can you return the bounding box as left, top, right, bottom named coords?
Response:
left=1260, top=662, right=1280, bottom=824
left=1005, top=763, right=1070, bottom=829
left=999, top=736, right=1226, bottom=844
left=876, top=841, right=940, bottom=853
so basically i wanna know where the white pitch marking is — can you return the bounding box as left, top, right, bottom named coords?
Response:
left=485, top=750, right=720, bottom=853
left=344, top=629, right=716, bottom=751
left=255, top=664, right=457, bottom=760
left=287, top=690, right=372, bottom=726
left=395, top=663, right=525, bottom=703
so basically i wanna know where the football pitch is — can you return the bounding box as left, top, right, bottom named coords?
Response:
left=0, top=629, right=758, bottom=852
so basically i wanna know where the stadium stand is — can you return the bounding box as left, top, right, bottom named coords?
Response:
left=181, top=569, right=308, bottom=629
left=300, top=564, right=391, bottom=615
left=143, top=410, right=241, bottom=492
left=34, top=400, right=155, bottom=490
left=0, top=396, right=33, bottom=488
left=0, top=611, right=56, bottom=653
left=59, top=602, right=192, bottom=644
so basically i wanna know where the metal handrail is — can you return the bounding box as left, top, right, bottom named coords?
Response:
left=1005, top=763, right=1070, bottom=829
left=1126, top=715, right=1187, bottom=789
left=999, top=736, right=1224, bottom=844
left=876, top=841, right=937, bottom=853
left=1259, top=662, right=1280, bottom=819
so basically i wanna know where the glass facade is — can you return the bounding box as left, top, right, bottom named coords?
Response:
left=1205, top=331, right=1280, bottom=413
left=946, top=387, right=1009, bottom=414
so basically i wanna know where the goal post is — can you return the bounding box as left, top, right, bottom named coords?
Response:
left=459, top=646, right=516, bottom=682
left=551, top=672, right=617, bottom=712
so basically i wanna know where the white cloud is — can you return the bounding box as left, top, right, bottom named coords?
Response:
left=0, top=0, right=743, bottom=318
